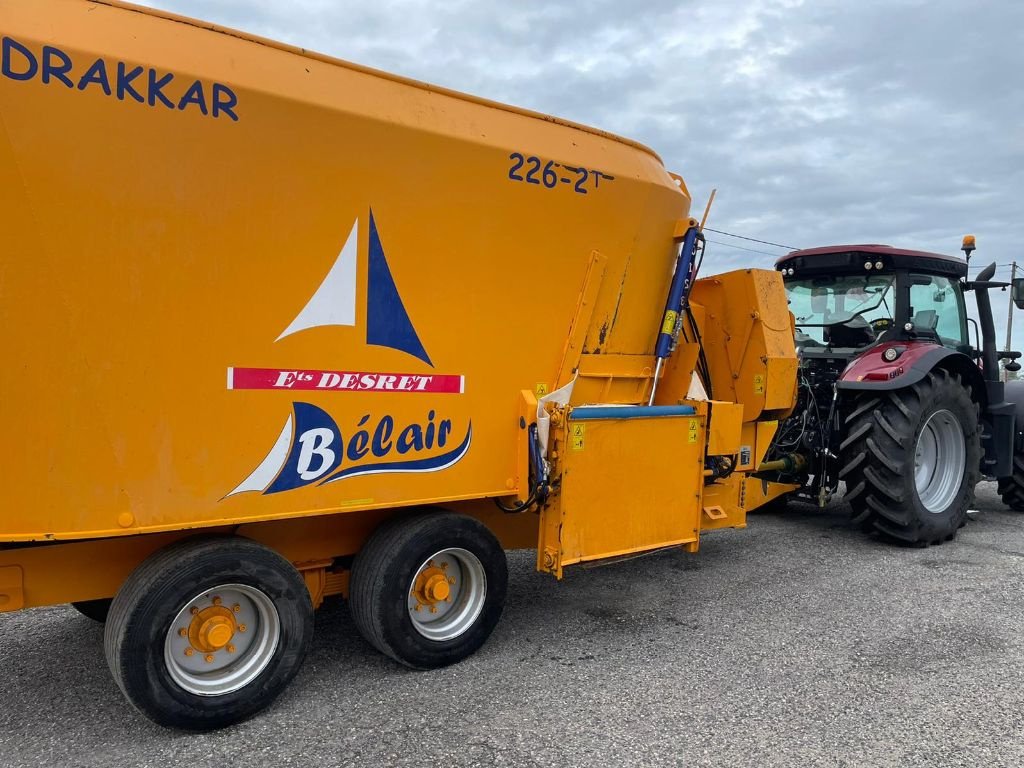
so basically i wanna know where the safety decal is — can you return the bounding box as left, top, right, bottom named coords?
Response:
left=571, top=423, right=585, bottom=451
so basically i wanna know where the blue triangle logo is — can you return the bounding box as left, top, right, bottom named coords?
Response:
left=366, top=209, right=433, bottom=367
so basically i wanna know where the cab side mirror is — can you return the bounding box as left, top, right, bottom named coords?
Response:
left=1013, top=277, right=1024, bottom=310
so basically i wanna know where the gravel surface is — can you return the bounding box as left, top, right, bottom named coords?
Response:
left=2, top=482, right=1023, bottom=767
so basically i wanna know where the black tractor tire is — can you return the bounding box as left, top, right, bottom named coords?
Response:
left=838, top=368, right=981, bottom=545
left=104, top=536, right=313, bottom=730
left=997, top=456, right=1024, bottom=510
left=350, top=511, right=507, bottom=670
left=71, top=598, right=112, bottom=623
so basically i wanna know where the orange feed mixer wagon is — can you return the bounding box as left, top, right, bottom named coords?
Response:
left=0, top=0, right=796, bottom=728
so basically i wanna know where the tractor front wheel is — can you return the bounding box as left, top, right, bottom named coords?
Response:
left=997, top=456, right=1024, bottom=511
left=839, top=369, right=981, bottom=545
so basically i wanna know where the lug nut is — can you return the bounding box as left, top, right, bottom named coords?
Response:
left=184, top=648, right=194, bottom=657
left=238, top=624, right=247, bottom=633
left=190, top=607, right=199, bottom=615
left=178, top=628, right=187, bottom=638
left=212, top=597, right=222, bottom=606
left=429, top=605, right=438, bottom=614
left=205, top=654, right=215, bottom=663
left=232, top=604, right=241, bottom=613
left=447, top=576, right=456, bottom=584
left=227, top=644, right=236, bottom=654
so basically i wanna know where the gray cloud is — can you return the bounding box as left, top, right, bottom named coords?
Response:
left=139, top=0, right=1024, bottom=341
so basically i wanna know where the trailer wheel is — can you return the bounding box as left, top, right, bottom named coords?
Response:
left=71, top=598, right=112, bottom=623
left=104, top=537, right=313, bottom=730
left=349, top=512, right=507, bottom=669
left=839, top=369, right=981, bottom=545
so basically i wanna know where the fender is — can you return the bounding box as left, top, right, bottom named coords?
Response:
left=836, top=342, right=983, bottom=397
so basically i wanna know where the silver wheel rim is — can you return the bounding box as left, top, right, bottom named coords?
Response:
left=914, top=409, right=966, bottom=514
left=407, top=548, right=487, bottom=642
left=163, top=583, right=280, bottom=697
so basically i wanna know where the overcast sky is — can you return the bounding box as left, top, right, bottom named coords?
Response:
left=140, top=0, right=1024, bottom=342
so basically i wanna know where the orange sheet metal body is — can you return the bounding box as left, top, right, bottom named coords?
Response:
left=0, top=0, right=687, bottom=542
left=0, top=1, right=798, bottom=611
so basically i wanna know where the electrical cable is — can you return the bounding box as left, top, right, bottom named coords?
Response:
left=703, top=228, right=799, bottom=250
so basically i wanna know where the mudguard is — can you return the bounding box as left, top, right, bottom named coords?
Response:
left=836, top=343, right=983, bottom=395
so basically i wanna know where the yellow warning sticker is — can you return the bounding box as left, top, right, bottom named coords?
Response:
left=687, top=418, right=699, bottom=444
left=535, top=382, right=549, bottom=396
left=753, top=374, right=765, bottom=394
left=661, top=310, right=678, bottom=336
left=571, top=422, right=585, bottom=451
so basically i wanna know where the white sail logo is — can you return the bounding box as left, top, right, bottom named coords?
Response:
left=276, top=220, right=358, bottom=341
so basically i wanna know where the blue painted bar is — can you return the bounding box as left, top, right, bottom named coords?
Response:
left=569, top=405, right=697, bottom=421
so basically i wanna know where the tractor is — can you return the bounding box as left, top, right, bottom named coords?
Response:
left=761, top=237, right=1024, bottom=544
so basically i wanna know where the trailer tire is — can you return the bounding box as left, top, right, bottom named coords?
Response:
left=71, top=598, right=112, bottom=623
left=350, top=511, right=507, bottom=669
left=997, top=456, right=1024, bottom=511
left=104, top=536, right=313, bottom=730
left=838, top=369, right=981, bottom=545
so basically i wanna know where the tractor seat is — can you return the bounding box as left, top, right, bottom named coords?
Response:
left=911, top=309, right=938, bottom=331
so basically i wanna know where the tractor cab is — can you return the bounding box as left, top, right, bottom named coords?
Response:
left=777, top=244, right=970, bottom=356
left=761, top=238, right=1024, bottom=546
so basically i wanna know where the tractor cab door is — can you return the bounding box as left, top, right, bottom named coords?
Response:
left=906, top=274, right=968, bottom=349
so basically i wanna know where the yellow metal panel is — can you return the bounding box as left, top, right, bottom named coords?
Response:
left=690, top=269, right=798, bottom=422
left=540, top=413, right=704, bottom=577
left=706, top=401, right=743, bottom=456
left=555, top=252, right=607, bottom=389
left=573, top=353, right=657, bottom=405
left=744, top=477, right=801, bottom=512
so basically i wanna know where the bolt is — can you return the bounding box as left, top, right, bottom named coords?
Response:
left=178, top=628, right=187, bottom=638
left=232, top=604, right=241, bottom=613
left=238, top=624, right=247, bottom=633
left=227, top=644, right=236, bottom=654
left=184, top=648, right=194, bottom=657
left=213, top=597, right=222, bottom=606
left=205, top=654, right=215, bottom=663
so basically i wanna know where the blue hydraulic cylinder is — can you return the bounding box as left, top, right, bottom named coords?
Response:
left=653, top=225, right=703, bottom=360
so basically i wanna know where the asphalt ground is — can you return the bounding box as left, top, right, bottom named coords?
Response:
left=2, top=482, right=1023, bottom=767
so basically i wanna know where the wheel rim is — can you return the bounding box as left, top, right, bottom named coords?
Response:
left=407, top=548, right=487, bottom=641
left=164, top=583, right=280, bottom=696
left=914, top=409, right=966, bottom=514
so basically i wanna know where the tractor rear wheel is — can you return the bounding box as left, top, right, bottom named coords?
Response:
left=997, top=456, right=1024, bottom=510
left=839, top=369, right=981, bottom=545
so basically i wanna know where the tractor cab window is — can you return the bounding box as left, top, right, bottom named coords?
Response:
left=785, top=274, right=895, bottom=347
left=907, top=274, right=967, bottom=347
